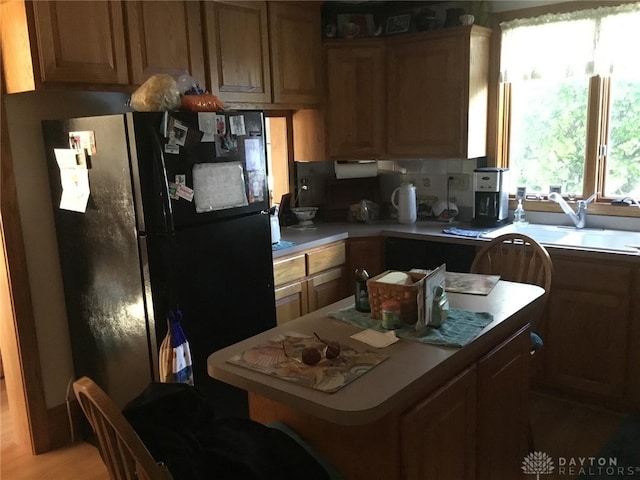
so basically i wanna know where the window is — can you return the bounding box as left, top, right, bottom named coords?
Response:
left=499, top=3, right=640, bottom=201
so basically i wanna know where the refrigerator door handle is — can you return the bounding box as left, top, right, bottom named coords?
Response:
left=127, top=113, right=174, bottom=235
left=151, top=130, right=174, bottom=233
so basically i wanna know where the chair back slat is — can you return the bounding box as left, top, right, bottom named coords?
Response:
left=471, top=233, right=553, bottom=292
left=73, top=377, right=172, bottom=480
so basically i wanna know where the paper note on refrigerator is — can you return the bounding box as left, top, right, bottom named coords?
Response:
left=54, top=148, right=90, bottom=213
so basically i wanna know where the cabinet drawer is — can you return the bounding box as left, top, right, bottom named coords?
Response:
left=274, top=280, right=305, bottom=301
left=273, top=254, right=306, bottom=287
left=306, top=242, right=346, bottom=275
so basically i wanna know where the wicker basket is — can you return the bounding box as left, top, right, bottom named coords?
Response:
left=367, top=271, right=426, bottom=324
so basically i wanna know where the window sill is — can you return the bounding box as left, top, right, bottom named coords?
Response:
left=508, top=199, right=640, bottom=218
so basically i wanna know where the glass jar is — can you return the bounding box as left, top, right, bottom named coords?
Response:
left=381, top=299, right=401, bottom=329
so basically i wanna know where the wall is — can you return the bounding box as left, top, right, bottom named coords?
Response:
left=295, top=158, right=481, bottom=222
left=4, top=91, right=131, bottom=408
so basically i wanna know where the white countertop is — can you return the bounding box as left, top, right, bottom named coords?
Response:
left=207, top=281, right=545, bottom=426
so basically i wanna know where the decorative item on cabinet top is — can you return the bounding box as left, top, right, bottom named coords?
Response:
left=321, top=1, right=489, bottom=40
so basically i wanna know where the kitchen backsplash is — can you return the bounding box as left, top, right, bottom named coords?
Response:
left=294, top=158, right=483, bottom=222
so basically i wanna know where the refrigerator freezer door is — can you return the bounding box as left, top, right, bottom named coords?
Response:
left=130, top=111, right=269, bottom=234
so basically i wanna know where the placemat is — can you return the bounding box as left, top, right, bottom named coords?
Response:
left=227, top=331, right=388, bottom=393
left=272, top=240, right=295, bottom=251
left=329, top=306, right=493, bottom=348
left=443, top=227, right=494, bottom=238
left=445, top=272, right=500, bottom=295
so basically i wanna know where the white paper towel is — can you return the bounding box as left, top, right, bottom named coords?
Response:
left=334, top=161, right=378, bottom=179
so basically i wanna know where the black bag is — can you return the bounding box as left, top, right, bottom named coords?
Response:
left=123, top=383, right=329, bottom=480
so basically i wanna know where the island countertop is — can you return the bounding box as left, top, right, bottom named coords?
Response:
left=207, top=280, right=545, bottom=426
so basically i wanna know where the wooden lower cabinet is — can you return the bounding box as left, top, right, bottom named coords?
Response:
left=275, top=266, right=346, bottom=325
left=273, top=242, right=347, bottom=325
left=400, top=365, right=477, bottom=480
left=543, top=255, right=634, bottom=406
left=274, top=280, right=308, bottom=325
left=477, top=325, right=530, bottom=480
left=307, top=266, right=346, bottom=312
left=250, top=326, right=530, bottom=479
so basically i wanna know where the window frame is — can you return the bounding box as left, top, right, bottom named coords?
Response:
left=490, top=0, right=640, bottom=218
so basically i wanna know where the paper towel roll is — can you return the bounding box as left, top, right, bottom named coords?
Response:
left=334, top=161, right=378, bottom=179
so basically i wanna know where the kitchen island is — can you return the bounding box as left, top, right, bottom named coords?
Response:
left=272, top=221, right=640, bottom=412
left=208, top=280, right=545, bottom=479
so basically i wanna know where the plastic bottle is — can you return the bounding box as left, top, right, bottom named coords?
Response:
left=513, top=198, right=529, bottom=226
left=354, top=269, right=370, bottom=312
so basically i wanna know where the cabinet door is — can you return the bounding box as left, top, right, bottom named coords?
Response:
left=275, top=281, right=308, bottom=325
left=268, top=2, right=322, bottom=105
left=306, top=242, right=346, bottom=276
left=546, top=258, right=631, bottom=400
left=307, top=266, right=346, bottom=312
left=346, top=236, right=385, bottom=287
left=400, top=365, right=477, bottom=480
left=31, top=1, right=128, bottom=85
left=204, top=1, right=271, bottom=103
left=387, top=33, right=465, bottom=157
left=629, top=267, right=640, bottom=407
left=125, top=1, right=205, bottom=86
left=386, top=28, right=489, bottom=158
left=477, top=326, right=530, bottom=480
left=273, top=254, right=306, bottom=287
left=326, top=42, right=385, bottom=158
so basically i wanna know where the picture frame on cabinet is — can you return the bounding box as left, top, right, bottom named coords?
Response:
left=386, top=14, right=411, bottom=34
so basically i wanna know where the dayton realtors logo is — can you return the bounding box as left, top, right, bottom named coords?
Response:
left=522, top=451, right=640, bottom=477
left=522, top=451, right=555, bottom=478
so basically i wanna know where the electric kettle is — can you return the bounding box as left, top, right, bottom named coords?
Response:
left=391, top=182, right=417, bottom=224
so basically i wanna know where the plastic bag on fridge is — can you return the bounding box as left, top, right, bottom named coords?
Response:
left=159, top=308, right=194, bottom=385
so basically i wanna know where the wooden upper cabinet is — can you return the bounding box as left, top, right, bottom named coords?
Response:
left=124, top=1, right=205, bottom=86
left=268, top=2, right=322, bottom=105
left=1, top=0, right=129, bottom=92
left=203, top=1, right=272, bottom=103
left=325, top=41, right=385, bottom=159
left=386, top=26, right=491, bottom=158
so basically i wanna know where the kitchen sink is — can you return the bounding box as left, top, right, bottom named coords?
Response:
left=482, top=224, right=640, bottom=253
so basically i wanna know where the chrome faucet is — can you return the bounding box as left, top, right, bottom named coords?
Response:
left=548, top=192, right=598, bottom=229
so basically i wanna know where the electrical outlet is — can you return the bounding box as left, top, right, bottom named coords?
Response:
left=448, top=174, right=470, bottom=191
left=420, top=176, right=433, bottom=188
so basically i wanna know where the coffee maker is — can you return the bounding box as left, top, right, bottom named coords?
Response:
left=472, top=167, right=509, bottom=227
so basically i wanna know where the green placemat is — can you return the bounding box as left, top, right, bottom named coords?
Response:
left=329, top=306, right=493, bottom=348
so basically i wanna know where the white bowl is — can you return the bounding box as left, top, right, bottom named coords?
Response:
left=291, top=207, right=318, bottom=225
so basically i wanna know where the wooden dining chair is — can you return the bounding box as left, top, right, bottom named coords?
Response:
left=470, top=233, right=553, bottom=293
left=73, top=376, right=173, bottom=480
left=470, top=233, right=553, bottom=451
left=471, top=233, right=553, bottom=344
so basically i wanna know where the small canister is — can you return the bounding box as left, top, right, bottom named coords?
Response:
left=381, top=299, right=401, bottom=329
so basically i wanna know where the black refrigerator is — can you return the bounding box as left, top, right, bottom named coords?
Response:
left=42, top=111, right=276, bottom=415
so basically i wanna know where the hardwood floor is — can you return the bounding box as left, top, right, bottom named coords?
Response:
left=528, top=391, right=626, bottom=480
left=0, top=379, right=625, bottom=479
left=1, top=379, right=108, bottom=480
